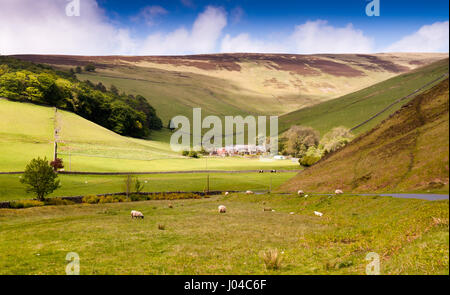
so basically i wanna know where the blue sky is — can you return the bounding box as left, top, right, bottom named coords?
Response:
left=99, top=0, right=449, bottom=49
left=0, top=0, right=448, bottom=55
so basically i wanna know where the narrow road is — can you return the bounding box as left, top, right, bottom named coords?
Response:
left=360, top=193, right=449, bottom=201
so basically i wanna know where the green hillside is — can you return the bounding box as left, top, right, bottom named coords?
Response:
left=279, top=58, right=449, bottom=136
left=13, top=53, right=447, bottom=125
left=0, top=99, right=298, bottom=172
left=279, top=78, right=449, bottom=194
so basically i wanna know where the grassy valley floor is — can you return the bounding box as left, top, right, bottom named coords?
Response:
left=0, top=194, right=447, bottom=274
left=0, top=172, right=297, bottom=202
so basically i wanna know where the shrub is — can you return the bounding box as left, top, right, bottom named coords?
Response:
left=84, top=63, right=96, bottom=72
left=261, top=249, right=283, bottom=270
left=10, top=200, right=44, bottom=209
left=50, top=158, right=64, bottom=171
left=320, top=127, right=354, bottom=154
left=188, top=151, right=199, bottom=158
left=182, top=150, right=189, bottom=157
left=44, top=198, right=75, bottom=206
left=299, top=146, right=323, bottom=167
left=82, top=195, right=100, bottom=204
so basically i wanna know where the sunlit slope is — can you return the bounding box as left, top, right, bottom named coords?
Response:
left=279, top=79, right=449, bottom=194
left=0, top=100, right=54, bottom=171
left=13, top=53, right=448, bottom=124
left=0, top=99, right=298, bottom=172
left=279, top=58, right=449, bottom=135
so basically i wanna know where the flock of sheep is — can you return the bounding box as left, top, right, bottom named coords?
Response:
left=130, top=189, right=344, bottom=219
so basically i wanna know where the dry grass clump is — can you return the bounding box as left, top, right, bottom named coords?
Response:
left=261, top=249, right=283, bottom=270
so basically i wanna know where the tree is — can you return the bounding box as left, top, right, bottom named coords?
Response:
left=20, top=157, right=60, bottom=201
left=134, top=178, right=144, bottom=193
left=320, top=127, right=354, bottom=154
left=110, top=84, right=119, bottom=95
left=84, top=63, right=96, bottom=72
left=282, top=126, right=320, bottom=158
left=75, top=66, right=82, bottom=74
left=50, top=158, right=64, bottom=171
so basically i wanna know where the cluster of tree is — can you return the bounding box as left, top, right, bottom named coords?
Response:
left=0, top=57, right=162, bottom=138
left=279, top=126, right=354, bottom=166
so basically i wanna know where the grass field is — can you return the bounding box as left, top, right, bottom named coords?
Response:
left=0, top=99, right=298, bottom=173
left=279, top=58, right=449, bottom=135
left=0, top=172, right=297, bottom=201
left=0, top=194, right=447, bottom=274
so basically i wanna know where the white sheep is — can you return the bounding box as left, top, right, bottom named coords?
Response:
left=218, top=205, right=227, bottom=213
left=297, top=190, right=304, bottom=196
left=224, top=192, right=229, bottom=196
left=304, top=194, right=309, bottom=198
left=246, top=190, right=254, bottom=195
left=314, top=211, right=323, bottom=217
left=335, top=189, right=343, bottom=195
left=131, top=210, right=144, bottom=219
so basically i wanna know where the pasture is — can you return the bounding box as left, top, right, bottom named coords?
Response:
left=0, top=99, right=299, bottom=173
left=0, top=172, right=297, bottom=201
left=0, top=194, right=448, bottom=274
left=279, top=58, right=449, bottom=135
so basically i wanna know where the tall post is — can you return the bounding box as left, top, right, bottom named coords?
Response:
left=54, top=141, right=58, bottom=161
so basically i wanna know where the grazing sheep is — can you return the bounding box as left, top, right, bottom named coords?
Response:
left=263, top=207, right=272, bottom=211
left=297, top=190, right=304, bottom=196
left=218, top=205, right=227, bottom=213
left=131, top=210, right=144, bottom=219
left=304, top=194, right=309, bottom=198
left=259, top=170, right=264, bottom=173
left=224, top=192, right=229, bottom=196
left=314, top=211, right=323, bottom=217
left=246, top=190, right=254, bottom=195
left=271, top=169, right=277, bottom=173
left=335, top=189, right=343, bottom=195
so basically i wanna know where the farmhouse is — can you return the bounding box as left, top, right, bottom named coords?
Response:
left=213, top=145, right=267, bottom=156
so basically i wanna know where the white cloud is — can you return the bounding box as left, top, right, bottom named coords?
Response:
left=290, top=20, right=374, bottom=54
left=139, top=6, right=227, bottom=55
left=0, top=1, right=447, bottom=56
left=0, top=0, right=135, bottom=55
left=221, top=33, right=287, bottom=53
left=221, top=20, right=374, bottom=54
left=385, top=21, right=449, bottom=53
left=131, top=5, right=168, bottom=26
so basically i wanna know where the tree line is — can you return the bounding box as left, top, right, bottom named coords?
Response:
left=0, top=57, right=162, bottom=138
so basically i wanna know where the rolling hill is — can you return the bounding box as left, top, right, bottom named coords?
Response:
left=279, top=58, right=449, bottom=135
left=0, top=99, right=298, bottom=172
left=279, top=78, right=449, bottom=194
left=12, top=53, right=447, bottom=124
